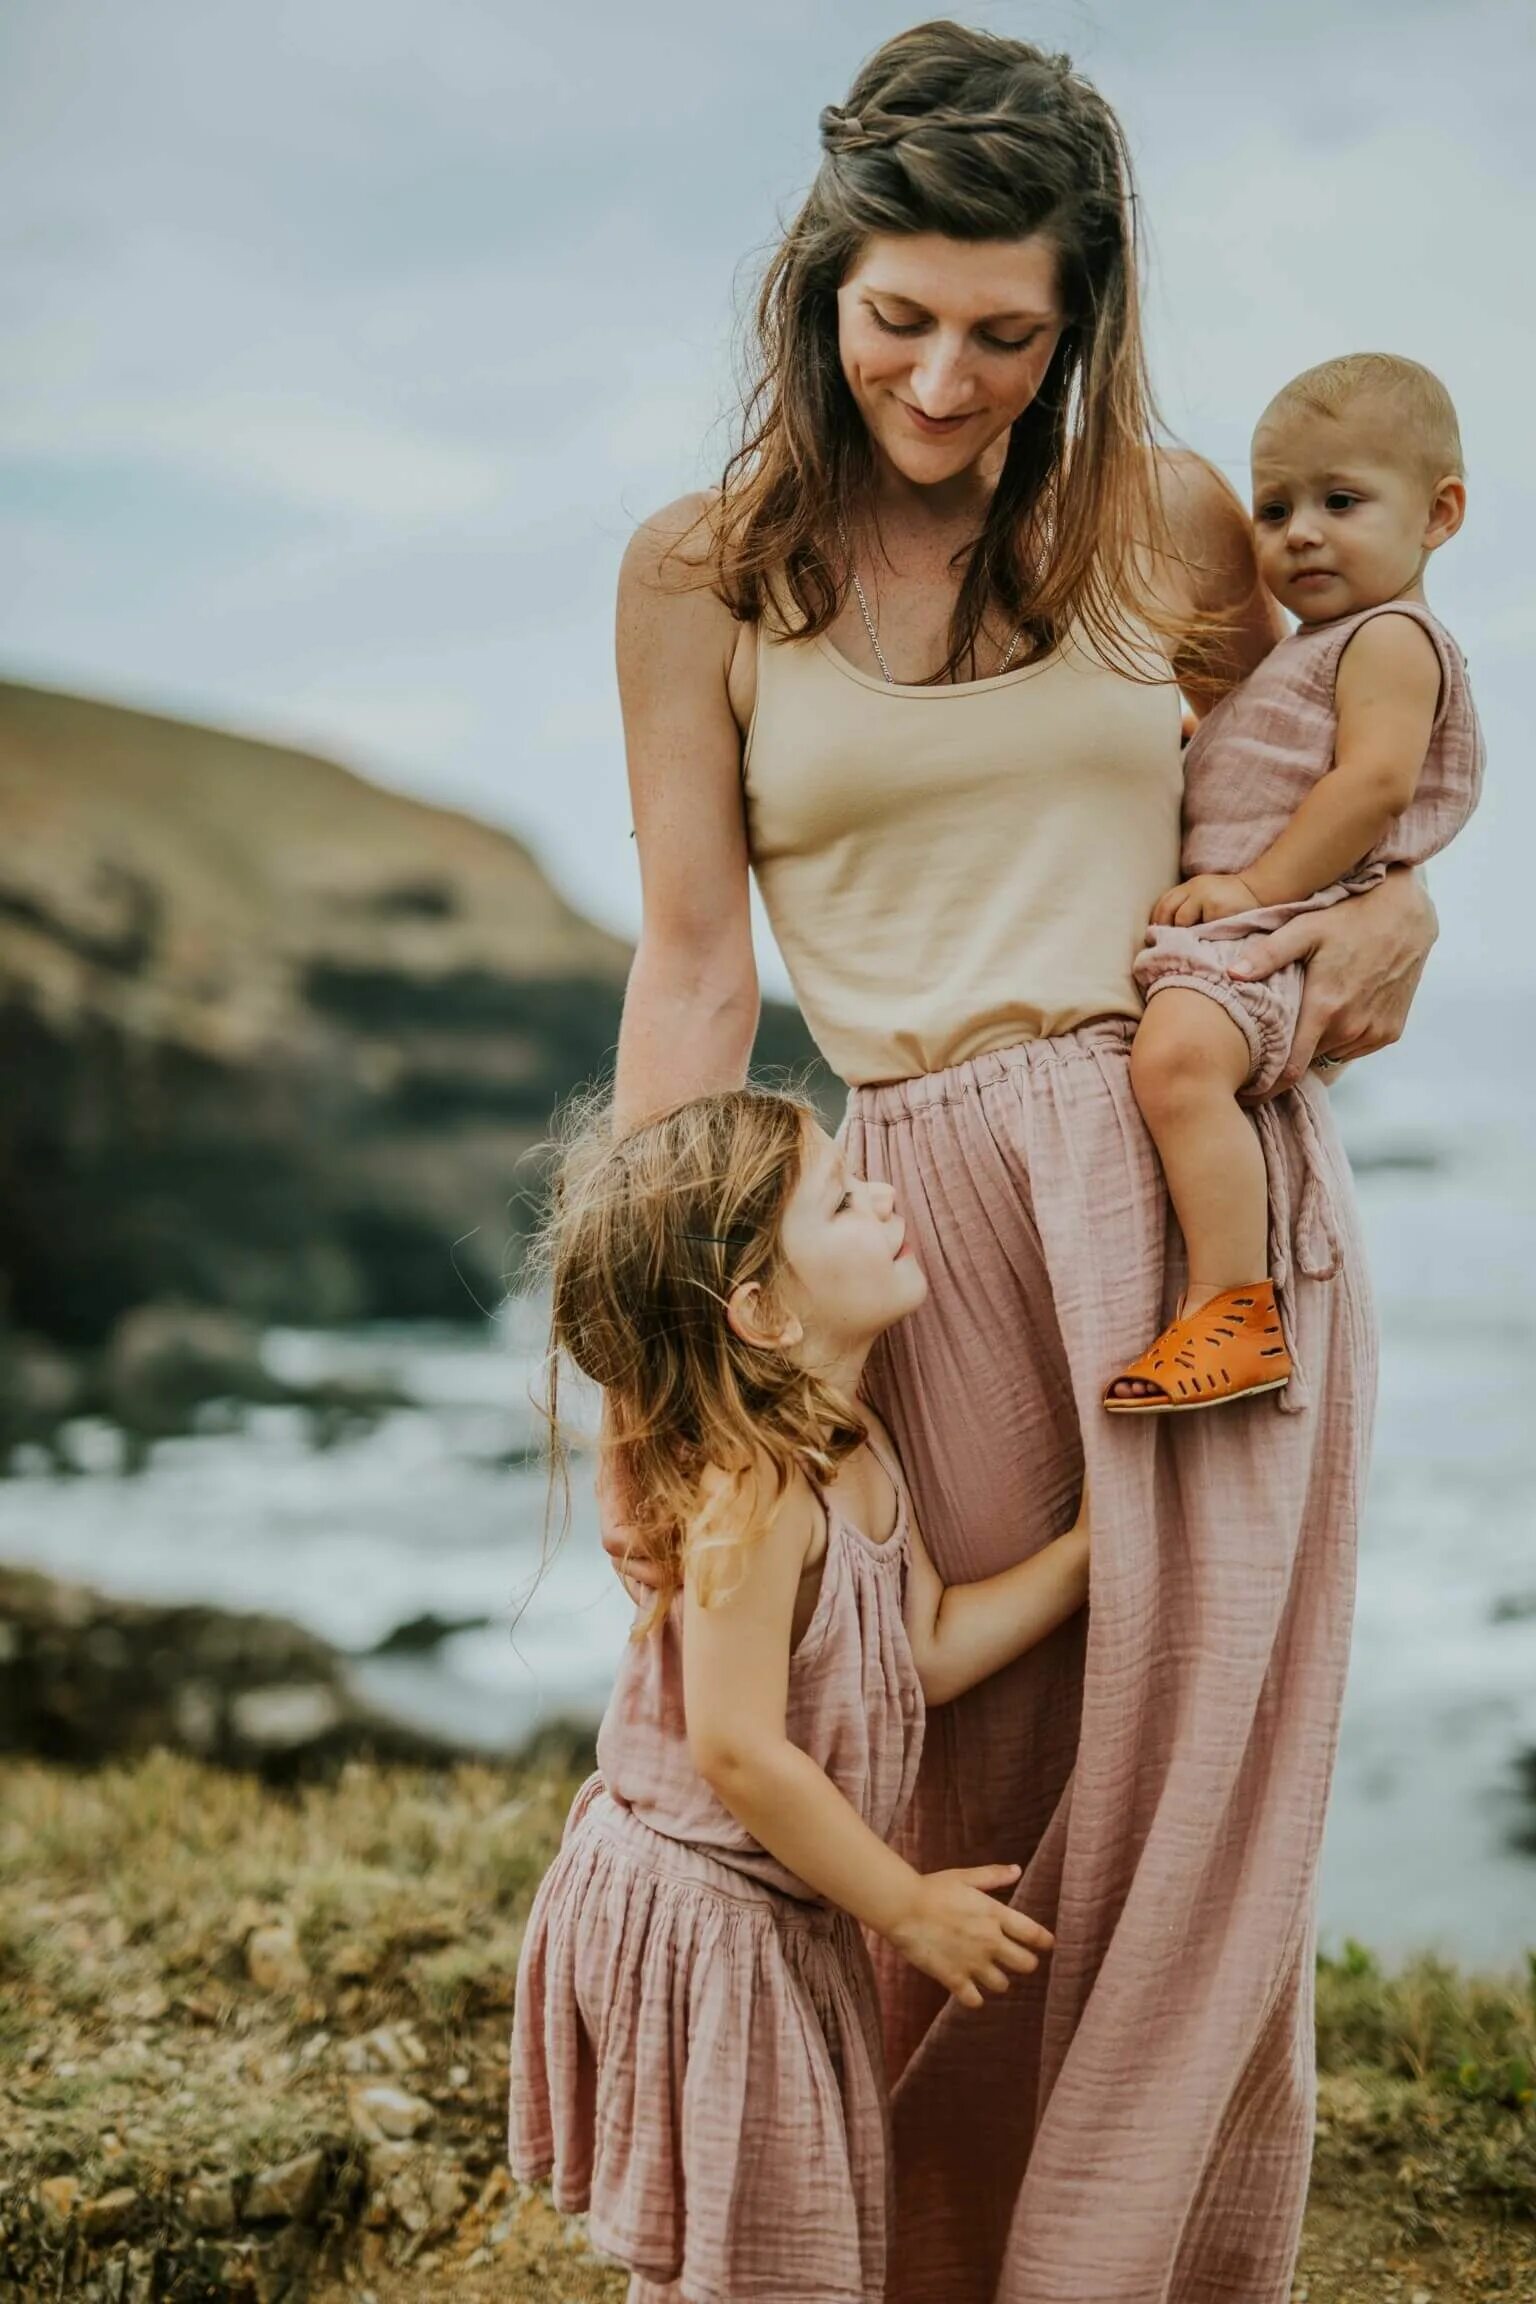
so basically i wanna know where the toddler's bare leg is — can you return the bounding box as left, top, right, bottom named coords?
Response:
left=1112, top=990, right=1268, bottom=1403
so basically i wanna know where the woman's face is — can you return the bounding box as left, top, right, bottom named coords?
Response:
left=835, top=232, right=1067, bottom=487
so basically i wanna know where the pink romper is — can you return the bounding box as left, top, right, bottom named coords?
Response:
left=508, top=1431, right=926, bottom=2304
left=1134, top=598, right=1484, bottom=1092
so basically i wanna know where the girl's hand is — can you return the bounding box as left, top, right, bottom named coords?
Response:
left=1230, top=865, right=1437, bottom=1089
left=886, top=1865, right=1054, bottom=2010
left=1151, top=872, right=1261, bottom=927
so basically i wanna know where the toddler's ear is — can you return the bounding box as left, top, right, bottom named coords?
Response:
left=1424, top=474, right=1467, bottom=553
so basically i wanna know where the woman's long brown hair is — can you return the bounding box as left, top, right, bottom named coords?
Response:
left=529, top=1085, right=866, bottom=1632
left=674, top=19, right=1225, bottom=685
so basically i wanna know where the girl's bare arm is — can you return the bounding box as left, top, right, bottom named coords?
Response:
left=902, top=1498, right=1090, bottom=1708
left=682, top=1477, right=1053, bottom=2004
left=682, top=1479, right=929, bottom=1935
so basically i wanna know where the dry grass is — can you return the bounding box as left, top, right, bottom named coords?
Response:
left=1, top=1751, right=1532, bottom=2301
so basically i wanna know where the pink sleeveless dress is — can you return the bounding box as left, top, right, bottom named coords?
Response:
left=1134, top=598, right=1485, bottom=1093
left=508, top=1431, right=926, bottom=2304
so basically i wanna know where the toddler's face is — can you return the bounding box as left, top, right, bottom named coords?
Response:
left=1249, top=402, right=1445, bottom=626
left=775, top=1122, right=928, bottom=1358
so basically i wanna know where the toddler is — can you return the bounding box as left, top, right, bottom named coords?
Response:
left=1105, top=352, right=1484, bottom=1413
left=510, top=1085, right=1090, bottom=2304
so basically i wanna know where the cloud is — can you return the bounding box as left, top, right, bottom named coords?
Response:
left=2, top=387, right=517, bottom=522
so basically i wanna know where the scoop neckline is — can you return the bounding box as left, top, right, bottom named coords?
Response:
left=832, top=1498, right=906, bottom=1553
left=814, top=630, right=1065, bottom=697
left=790, top=1448, right=904, bottom=1666
left=825, top=1437, right=907, bottom=1552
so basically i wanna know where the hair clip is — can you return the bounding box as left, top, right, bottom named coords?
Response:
left=682, top=1230, right=751, bottom=1249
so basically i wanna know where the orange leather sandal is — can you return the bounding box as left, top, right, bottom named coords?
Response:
left=1102, top=1280, right=1292, bottom=1415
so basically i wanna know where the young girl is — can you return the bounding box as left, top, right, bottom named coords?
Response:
left=509, top=1085, right=1090, bottom=2304
left=1105, top=351, right=1485, bottom=1413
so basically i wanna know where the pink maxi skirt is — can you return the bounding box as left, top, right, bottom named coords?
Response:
left=841, top=1018, right=1376, bottom=2304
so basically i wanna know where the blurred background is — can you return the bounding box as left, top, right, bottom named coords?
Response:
left=1, top=0, right=1532, bottom=1964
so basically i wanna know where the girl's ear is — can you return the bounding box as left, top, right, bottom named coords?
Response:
left=726, top=1279, right=804, bottom=1352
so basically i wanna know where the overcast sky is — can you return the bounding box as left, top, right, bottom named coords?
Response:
left=2, top=0, right=1530, bottom=994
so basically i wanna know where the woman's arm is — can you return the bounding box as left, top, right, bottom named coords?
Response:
left=599, top=497, right=760, bottom=1580
left=902, top=1497, right=1090, bottom=1708
left=612, top=491, right=759, bottom=1131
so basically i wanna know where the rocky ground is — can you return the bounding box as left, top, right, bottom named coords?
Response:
left=0, top=1565, right=493, bottom=1783
left=1, top=1747, right=1532, bottom=2304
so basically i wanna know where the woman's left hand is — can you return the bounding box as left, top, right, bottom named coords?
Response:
left=1228, top=867, right=1438, bottom=1090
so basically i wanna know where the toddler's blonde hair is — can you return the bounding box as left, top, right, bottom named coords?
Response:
left=530, top=1084, right=866, bottom=1630
left=1259, top=352, right=1463, bottom=489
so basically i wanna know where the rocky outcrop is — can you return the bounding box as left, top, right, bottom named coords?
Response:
left=0, top=1565, right=512, bottom=1782
left=0, top=678, right=827, bottom=1347
left=0, top=1305, right=406, bottom=1474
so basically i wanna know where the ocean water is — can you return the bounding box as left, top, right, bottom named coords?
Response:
left=3, top=983, right=1532, bottom=1966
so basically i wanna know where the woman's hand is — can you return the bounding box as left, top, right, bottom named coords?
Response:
left=1229, top=866, right=1438, bottom=1090
left=596, top=1425, right=665, bottom=1598
left=886, top=1865, right=1054, bottom=2010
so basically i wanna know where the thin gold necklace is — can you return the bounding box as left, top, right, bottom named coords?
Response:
left=839, top=519, right=1024, bottom=685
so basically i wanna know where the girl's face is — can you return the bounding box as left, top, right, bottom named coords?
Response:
left=835, top=232, right=1067, bottom=489
left=768, top=1122, right=927, bottom=1361
left=1249, top=403, right=1462, bottom=625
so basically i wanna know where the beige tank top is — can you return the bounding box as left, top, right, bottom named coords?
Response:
left=743, top=606, right=1185, bottom=1086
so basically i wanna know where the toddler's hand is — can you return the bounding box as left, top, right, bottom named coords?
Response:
left=1151, top=873, right=1262, bottom=928
left=887, top=1865, right=1053, bottom=2010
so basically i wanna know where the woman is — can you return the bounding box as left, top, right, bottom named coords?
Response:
left=599, top=23, right=1434, bottom=2303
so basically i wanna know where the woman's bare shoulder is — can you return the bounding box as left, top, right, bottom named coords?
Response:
left=618, top=489, right=740, bottom=677
left=622, top=487, right=725, bottom=591
left=1143, top=446, right=1287, bottom=699
left=1146, top=448, right=1253, bottom=609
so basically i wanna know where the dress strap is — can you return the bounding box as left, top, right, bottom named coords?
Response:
left=856, top=1420, right=911, bottom=1540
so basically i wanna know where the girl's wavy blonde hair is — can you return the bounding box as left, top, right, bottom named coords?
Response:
left=529, top=1084, right=866, bottom=1632
left=670, top=17, right=1233, bottom=686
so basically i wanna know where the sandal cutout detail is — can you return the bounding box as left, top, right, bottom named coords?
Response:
left=1103, top=1280, right=1293, bottom=1415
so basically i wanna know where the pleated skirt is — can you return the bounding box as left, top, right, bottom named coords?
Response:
left=510, top=1775, right=891, bottom=2304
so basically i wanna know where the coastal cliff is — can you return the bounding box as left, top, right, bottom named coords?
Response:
left=0, top=679, right=826, bottom=1347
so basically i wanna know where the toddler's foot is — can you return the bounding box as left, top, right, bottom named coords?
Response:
left=1102, top=1280, right=1292, bottom=1414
